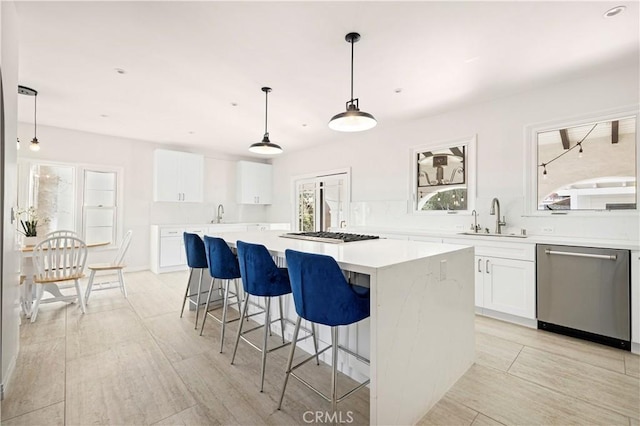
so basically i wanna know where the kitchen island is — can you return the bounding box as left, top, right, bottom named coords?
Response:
left=215, top=230, right=475, bottom=425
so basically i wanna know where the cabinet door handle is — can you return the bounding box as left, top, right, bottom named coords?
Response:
left=478, top=259, right=482, bottom=273
left=486, top=259, right=490, bottom=274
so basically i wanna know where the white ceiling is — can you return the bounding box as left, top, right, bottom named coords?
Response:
left=14, top=1, right=639, bottom=157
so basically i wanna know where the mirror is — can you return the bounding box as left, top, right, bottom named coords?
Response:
left=413, top=137, right=475, bottom=212
left=537, top=116, right=637, bottom=211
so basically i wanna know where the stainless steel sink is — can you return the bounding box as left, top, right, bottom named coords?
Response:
left=458, top=231, right=528, bottom=238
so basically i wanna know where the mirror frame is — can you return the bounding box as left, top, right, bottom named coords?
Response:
left=524, top=106, right=639, bottom=215
left=410, top=135, right=477, bottom=215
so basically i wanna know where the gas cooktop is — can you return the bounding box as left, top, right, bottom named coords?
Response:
left=280, top=231, right=380, bottom=244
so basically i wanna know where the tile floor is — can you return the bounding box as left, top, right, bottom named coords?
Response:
left=1, top=270, right=639, bottom=425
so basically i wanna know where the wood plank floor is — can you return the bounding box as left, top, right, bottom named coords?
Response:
left=2, top=270, right=638, bottom=425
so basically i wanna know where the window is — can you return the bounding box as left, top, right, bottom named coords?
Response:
left=29, top=164, right=75, bottom=232
left=83, top=170, right=117, bottom=244
left=19, top=160, right=122, bottom=244
left=294, top=169, right=350, bottom=232
left=412, top=136, right=477, bottom=213
left=526, top=108, right=638, bottom=213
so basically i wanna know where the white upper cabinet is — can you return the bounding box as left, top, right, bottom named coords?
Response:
left=236, top=161, right=272, bottom=204
left=153, top=149, right=204, bottom=202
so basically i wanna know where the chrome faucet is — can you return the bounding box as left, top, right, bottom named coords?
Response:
left=489, top=198, right=506, bottom=234
left=471, top=209, right=480, bottom=232
left=215, top=204, right=224, bottom=224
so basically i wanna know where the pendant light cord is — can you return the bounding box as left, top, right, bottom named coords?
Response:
left=264, top=89, right=269, bottom=136
left=33, top=94, right=37, bottom=138
left=350, top=38, right=355, bottom=102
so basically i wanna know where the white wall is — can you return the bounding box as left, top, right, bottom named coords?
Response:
left=269, top=64, right=640, bottom=242
left=1, top=0, right=21, bottom=399
left=17, top=124, right=269, bottom=270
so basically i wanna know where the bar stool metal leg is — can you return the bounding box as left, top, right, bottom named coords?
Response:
left=234, top=279, right=242, bottom=313
left=331, top=326, right=339, bottom=416
left=180, top=268, right=195, bottom=318
left=278, top=316, right=302, bottom=409
left=199, top=277, right=215, bottom=336
left=278, top=296, right=286, bottom=344
left=231, top=294, right=251, bottom=365
left=219, top=279, right=231, bottom=353
left=194, top=268, right=204, bottom=329
left=311, top=323, right=320, bottom=365
left=260, top=297, right=272, bottom=392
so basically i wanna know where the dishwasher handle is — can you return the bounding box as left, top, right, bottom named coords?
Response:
left=544, top=248, right=617, bottom=261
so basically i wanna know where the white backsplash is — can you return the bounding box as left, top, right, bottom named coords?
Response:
left=349, top=199, right=639, bottom=242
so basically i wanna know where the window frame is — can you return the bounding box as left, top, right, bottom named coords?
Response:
left=410, top=135, right=477, bottom=215
left=524, top=106, right=639, bottom=216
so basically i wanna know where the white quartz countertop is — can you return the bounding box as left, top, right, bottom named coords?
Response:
left=152, top=222, right=278, bottom=227
left=216, top=230, right=472, bottom=273
left=344, top=226, right=640, bottom=251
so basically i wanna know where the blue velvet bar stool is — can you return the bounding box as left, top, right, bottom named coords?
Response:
left=200, top=236, right=242, bottom=353
left=180, top=232, right=208, bottom=329
left=231, top=240, right=304, bottom=392
left=278, top=249, right=370, bottom=415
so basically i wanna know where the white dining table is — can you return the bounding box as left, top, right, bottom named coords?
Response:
left=211, top=230, right=476, bottom=425
left=19, top=241, right=109, bottom=317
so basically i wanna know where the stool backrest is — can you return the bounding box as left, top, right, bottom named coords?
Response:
left=236, top=240, right=291, bottom=297
left=204, top=236, right=240, bottom=279
left=33, top=236, right=88, bottom=282
left=183, top=232, right=208, bottom=269
left=285, top=249, right=370, bottom=326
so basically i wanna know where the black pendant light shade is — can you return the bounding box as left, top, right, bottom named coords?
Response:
left=328, top=32, right=377, bottom=132
left=249, top=87, right=283, bottom=155
left=18, top=85, right=41, bottom=151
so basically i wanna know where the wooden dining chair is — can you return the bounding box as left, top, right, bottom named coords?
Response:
left=31, top=235, right=88, bottom=322
left=84, top=230, right=133, bottom=304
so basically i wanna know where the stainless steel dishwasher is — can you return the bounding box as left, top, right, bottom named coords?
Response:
left=536, top=244, right=630, bottom=350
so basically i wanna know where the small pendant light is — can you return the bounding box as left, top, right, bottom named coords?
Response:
left=18, top=85, right=41, bottom=151
left=328, top=32, right=377, bottom=132
left=249, top=87, right=283, bottom=155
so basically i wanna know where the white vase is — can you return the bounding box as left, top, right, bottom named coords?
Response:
left=23, top=236, right=38, bottom=247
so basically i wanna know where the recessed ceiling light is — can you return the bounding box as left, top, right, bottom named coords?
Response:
left=603, top=5, right=625, bottom=18
left=100, top=114, right=109, bottom=118
left=394, top=88, right=403, bottom=94
left=188, top=131, right=195, bottom=134
left=302, top=123, right=308, bottom=127
left=114, top=68, right=126, bottom=75
left=231, top=102, right=238, bottom=107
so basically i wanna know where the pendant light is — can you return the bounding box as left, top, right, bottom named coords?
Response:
left=18, top=85, right=41, bottom=151
left=328, top=32, right=377, bottom=132
left=249, top=87, right=283, bottom=155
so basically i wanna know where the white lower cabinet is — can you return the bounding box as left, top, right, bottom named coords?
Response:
left=444, top=237, right=536, bottom=321
left=150, top=223, right=290, bottom=273
left=159, top=235, right=184, bottom=268
left=477, top=256, right=535, bottom=319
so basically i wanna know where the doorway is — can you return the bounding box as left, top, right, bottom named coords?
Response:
left=294, top=171, right=349, bottom=232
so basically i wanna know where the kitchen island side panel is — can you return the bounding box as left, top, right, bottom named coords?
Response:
left=370, top=247, right=475, bottom=425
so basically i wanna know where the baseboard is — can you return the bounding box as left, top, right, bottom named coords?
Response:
left=631, top=341, right=639, bottom=355
left=479, top=309, right=537, bottom=329
left=1, top=353, right=17, bottom=400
